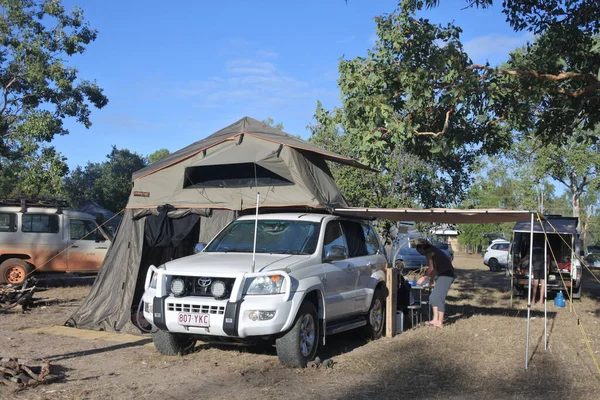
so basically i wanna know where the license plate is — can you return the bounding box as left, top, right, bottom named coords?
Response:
left=549, top=274, right=556, bottom=281
left=177, top=312, right=210, bottom=327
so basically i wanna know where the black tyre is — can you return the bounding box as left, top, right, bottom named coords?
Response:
left=362, top=288, right=385, bottom=340
left=489, top=258, right=499, bottom=272
left=276, top=301, right=319, bottom=368
left=0, top=258, right=32, bottom=284
left=513, top=284, right=524, bottom=297
left=572, top=282, right=582, bottom=300
left=152, top=329, right=196, bottom=355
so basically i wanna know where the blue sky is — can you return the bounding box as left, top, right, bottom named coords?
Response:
left=54, top=0, right=532, bottom=169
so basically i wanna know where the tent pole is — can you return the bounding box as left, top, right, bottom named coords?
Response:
left=510, top=232, right=514, bottom=308
left=544, top=219, right=548, bottom=351
left=252, top=192, right=259, bottom=273
left=525, top=212, right=534, bottom=369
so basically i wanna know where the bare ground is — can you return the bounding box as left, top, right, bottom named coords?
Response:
left=1, top=256, right=600, bottom=400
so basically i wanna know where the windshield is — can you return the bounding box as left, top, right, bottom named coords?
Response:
left=205, top=220, right=321, bottom=255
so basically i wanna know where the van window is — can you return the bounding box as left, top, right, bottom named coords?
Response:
left=22, top=214, right=59, bottom=233
left=0, top=212, right=17, bottom=232
left=70, top=219, right=99, bottom=241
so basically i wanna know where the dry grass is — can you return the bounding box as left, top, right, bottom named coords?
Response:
left=1, top=256, right=600, bottom=399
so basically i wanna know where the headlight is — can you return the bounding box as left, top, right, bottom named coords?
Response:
left=245, top=275, right=285, bottom=295
left=171, top=278, right=186, bottom=297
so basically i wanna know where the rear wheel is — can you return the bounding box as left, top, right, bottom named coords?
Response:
left=0, top=258, right=32, bottom=284
left=572, top=282, right=582, bottom=299
left=489, top=258, right=499, bottom=272
left=152, top=330, right=196, bottom=355
left=362, top=288, right=385, bottom=340
left=276, top=301, right=319, bottom=368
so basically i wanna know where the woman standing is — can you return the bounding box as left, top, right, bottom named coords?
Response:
left=415, top=239, right=455, bottom=328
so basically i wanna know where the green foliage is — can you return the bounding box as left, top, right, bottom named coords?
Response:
left=64, top=146, right=146, bottom=212
left=147, top=148, right=170, bottom=164
left=0, top=0, right=107, bottom=198
left=261, top=118, right=284, bottom=130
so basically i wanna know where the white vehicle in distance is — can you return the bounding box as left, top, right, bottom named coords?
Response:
left=483, top=239, right=510, bottom=272
left=142, top=213, right=389, bottom=367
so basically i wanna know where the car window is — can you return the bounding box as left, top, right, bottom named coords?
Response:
left=322, top=221, right=346, bottom=258
left=500, top=243, right=509, bottom=251
left=22, top=213, right=59, bottom=233
left=70, top=219, right=100, bottom=241
left=361, top=222, right=382, bottom=256
left=0, top=212, right=17, bottom=232
left=340, top=220, right=368, bottom=258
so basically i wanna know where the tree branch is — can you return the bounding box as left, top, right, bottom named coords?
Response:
left=469, top=64, right=599, bottom=83
left=413, top=107, right=454, bottom=137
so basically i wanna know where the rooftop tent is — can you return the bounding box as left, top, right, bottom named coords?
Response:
left=66, top=117, right=369, bottom=333
left=513, top=217, right=578, bottom=235
left=128, top=116, right=373, bottom=211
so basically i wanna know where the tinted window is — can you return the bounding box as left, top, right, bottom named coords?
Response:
left=206, top=220, right=320, bottom=255
left=361, top=223, right=382, bottom=256
left=70, top=219, right=99, bottom=241
left=341, top=220, right=368, bottom=258
left=22, top=214, right=59, bottom=233
left=322, top=221, right=346, bottom=258
left=0, top=212, right=17, bottom=232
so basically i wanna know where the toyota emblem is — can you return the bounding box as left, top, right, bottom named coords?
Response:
left=197, top=277, right=212, bottom=287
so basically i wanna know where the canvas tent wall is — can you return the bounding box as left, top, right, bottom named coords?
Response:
left=66, top=117, right=369, bottom=332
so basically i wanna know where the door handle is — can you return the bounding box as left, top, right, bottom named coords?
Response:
left=71, top=245, right=79, bottom=248
left=95, top=247, right=108, bottom=249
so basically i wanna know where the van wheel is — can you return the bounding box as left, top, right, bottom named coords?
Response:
left=276, top=301, right=319, bottom=368
left=362, top=288, right=385, bottom=340
left=0, top=259, right=32, bottom=284
left=152, top=330, right=196, bottom=355
left=572, top=282, right=582, bottom=300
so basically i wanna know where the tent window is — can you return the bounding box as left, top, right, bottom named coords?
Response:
left=183, top=163, right=293, bottom=189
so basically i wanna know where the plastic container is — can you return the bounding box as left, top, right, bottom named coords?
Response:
left=554, top=291, right=566, bottom=307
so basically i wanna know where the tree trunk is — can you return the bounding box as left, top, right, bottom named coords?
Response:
left=573, top=190, right=582, bottom=255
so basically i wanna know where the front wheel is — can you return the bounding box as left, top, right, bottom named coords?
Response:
left=152, top=330, right=196, bottom=355
left=276, top=301, right=319, bottom=368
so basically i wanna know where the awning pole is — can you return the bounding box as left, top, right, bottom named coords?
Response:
left=525, top=212, right=534, bottom=369
left=510, top=232, right=514, bottom=308
left=251, top=192, right=259, bottom=273
left=544, top=222, right=548, bottom=351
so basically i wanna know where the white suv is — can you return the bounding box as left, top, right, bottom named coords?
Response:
left=483, top=239, right=510, bottom=272
left=142, top=213, right=388, bottom=367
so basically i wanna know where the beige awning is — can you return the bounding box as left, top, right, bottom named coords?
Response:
left=333, top=207, right=535, bottom=224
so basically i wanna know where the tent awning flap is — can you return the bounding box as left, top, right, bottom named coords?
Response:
left=333, top=208, right=535, bottom=224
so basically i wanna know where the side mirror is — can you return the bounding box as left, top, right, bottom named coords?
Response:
left=324, top=245, right=347, bottom=262
left=194, top=242, right=206, bottom=254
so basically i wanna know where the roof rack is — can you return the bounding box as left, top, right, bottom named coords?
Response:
left=0, top=198, right=72, bottom=213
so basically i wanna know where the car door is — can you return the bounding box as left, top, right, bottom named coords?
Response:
left=321, top=220, right=355, bottom=320
left=352, top=221, right=387, bottom=313
left=67, top=218, right=109, bottom=272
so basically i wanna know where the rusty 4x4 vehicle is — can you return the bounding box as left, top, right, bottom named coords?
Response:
left=0, top=199, right=112, bottom=284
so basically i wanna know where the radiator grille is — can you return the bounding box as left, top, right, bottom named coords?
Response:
left=167, top=303, right=225, bottom=314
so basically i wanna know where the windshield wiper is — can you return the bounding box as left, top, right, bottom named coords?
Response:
left=269, top=249, right=309, bottom=255
left=224, top=248, right=268, bottom=253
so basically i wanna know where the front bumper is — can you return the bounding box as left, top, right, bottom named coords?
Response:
left=143, top=293, right=299, bottom=338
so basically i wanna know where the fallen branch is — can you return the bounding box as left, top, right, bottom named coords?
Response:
left=0, top=357, right=63, bottom=390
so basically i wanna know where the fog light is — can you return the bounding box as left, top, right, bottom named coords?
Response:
left=144, top=301, right=153, bottom=313
left=248, top=310, right=276, bottom=321
left=171, top=278, right=186, bottom=297
left=211, top=280, right=228, bottom=299
left=259, top=311, right=276, bottom=320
